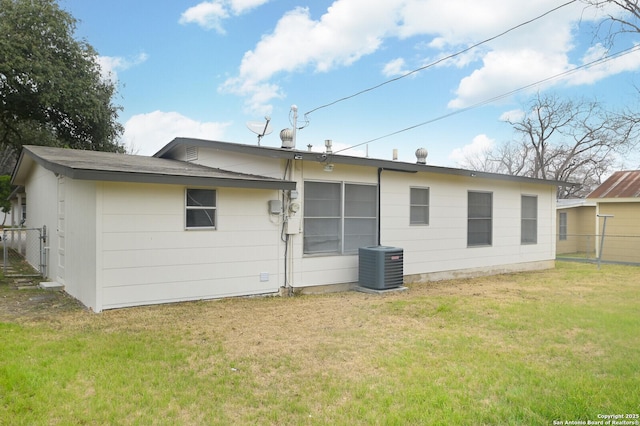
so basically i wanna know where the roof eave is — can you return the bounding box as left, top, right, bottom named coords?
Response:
left=71, top=169, right=296, bottom=190
left=160, top=137, right=570, bottom=188
left=14, top=146, right=295, bottom=190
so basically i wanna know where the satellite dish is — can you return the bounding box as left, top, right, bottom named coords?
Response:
left=246, top=116, right=272, bottom=145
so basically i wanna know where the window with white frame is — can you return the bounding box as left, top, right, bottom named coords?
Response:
left=303, top=181, right=377, bottom=255
left=185, top=188, right=216, bottom=229
left=467, top=191, right=492, bottom=246
left=410, top=187, right=429, bottom=225
left=559, top=212, right=568, bottom=241
left=521, top=195, right=538, bottom=244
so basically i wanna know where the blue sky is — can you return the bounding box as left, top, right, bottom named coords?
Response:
left=61, top=0, right=640, bottom=167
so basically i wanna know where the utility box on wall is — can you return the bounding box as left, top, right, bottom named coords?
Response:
left=358, top=246, right=404, bottom=290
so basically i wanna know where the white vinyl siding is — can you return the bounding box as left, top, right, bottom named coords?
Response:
left=99, top=183, right=282, bottom=311
left=410, top=187, right=429, bottom=225
left=303, top=181, right=377, bottom=255
left=468, top=191, right=492, bottom=246
left=521, top=195, right=538, bottom=244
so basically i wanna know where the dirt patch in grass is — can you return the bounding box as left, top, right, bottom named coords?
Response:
left=0, top=278, right=85, bottom=321
left=0, top=263, right=599, bottom=325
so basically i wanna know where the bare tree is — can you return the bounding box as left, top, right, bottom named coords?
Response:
left=459, top=93, right=639, bottom=198
left=583, top=0, right=640, bottom=45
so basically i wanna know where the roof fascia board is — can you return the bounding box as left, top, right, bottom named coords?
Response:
left=592, top=197, right=640, bottom=204
left=70, top=169, right=296, bottom=190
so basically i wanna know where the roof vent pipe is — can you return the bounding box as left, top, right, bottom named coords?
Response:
left=280, top=128, right=294, bottom=149
left=415, top=147, right=428, bottom=164
left=325, top=139, right=333, bottom=153
left=280, top=104, right=298, bottom=149
left=393, top=149, right=398, bottom=161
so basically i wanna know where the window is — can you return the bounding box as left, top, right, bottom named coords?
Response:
left=410, top=187, right=429, bottom=225
left=186, top=189, right=216, bottom=229
left=304, top=182, right=340, bottom=253
left=344, top=184, right=377, bottom=252
left=304, top=181, right=377, bottom=254
left=521, top=195, right=537, bottom=244
left=559, top=212, right=567, bottom=241
left=468, top=191, right=492, bottom=246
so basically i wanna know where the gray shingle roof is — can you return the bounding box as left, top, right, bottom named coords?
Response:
left=12, top=145, right=296, bottom=190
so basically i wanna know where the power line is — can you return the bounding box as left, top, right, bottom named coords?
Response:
left=332, top=44, right=640, bottom=155
left=303, top=0, right=578, bottom=120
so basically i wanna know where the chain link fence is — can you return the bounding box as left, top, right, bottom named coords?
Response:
left=557, top=233, right=640, bottom=266
left=2, top=227, right=48, bottom=277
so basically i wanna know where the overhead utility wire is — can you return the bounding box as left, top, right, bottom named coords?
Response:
left=303, top=0, right=578, bottom=121
left=332, top=44, right=640, bottom=155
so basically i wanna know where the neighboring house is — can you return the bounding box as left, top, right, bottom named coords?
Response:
left=556, top=170, right=640, bottom=264
left=12, top=138, right=565, bottom=312
left=556, top=199, right=597, bottom=258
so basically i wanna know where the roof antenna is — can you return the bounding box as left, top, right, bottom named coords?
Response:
left=246, top=115, right=273, bottom=146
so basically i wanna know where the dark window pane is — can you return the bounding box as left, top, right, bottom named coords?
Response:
left=187, top=189, right=215, bottom=207
left=303, top=218, right=341, bottom=254
left=345, top=184, right=376, bottom=217
left=304, top=182, right=340, bottom=217
left=410, top=206, right=429, bottom=225
left=187, top=209, right=215, bottom=227
left=344, top=218, right=376, bottom=252
left=410, top=188, right=429, bottom=205
left=468, top=192, right=492, bottom=218
left=521, top=220, right=537, bottom=244
left=468, top=218, right=492, bottom=246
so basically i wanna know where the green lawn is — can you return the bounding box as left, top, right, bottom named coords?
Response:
left=1, top=262, right=639, bottom=425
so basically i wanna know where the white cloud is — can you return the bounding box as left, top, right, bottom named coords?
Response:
left=499, top=109, right=525, bottom=122
left=449, top=134, right=495, bottom=165
left=179, top=1, right=229, bottom=33
left=566, top=43, right=640, bottom=86
left=448, top=49, right=570, bottom=109
left=179, top=0, right=269, bottom=33
left=97, top=53, right=149, bottom=83
left=382, top=58, right=409, bottom=77
left=220, top=1, right=402, bottom=113
left=229, top=0, right=269, bottom=14
left=221, top=0, right=638, bottom=114
left=123, top=111, right=231, bottom=155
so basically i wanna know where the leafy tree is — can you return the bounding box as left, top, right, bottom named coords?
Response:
left=457, top=93, right=639, bottom=198
left=0, top=0, right=124, bottom=174
left=0, top=174, right=11, bottom=226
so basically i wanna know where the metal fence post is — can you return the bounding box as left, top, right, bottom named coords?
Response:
left=597, top=214, right=614, bottom=270
left=40, top=225, right=47, bottom=277
left=2, top=229, right=6, bottom=275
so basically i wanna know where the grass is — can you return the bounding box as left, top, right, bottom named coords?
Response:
left=1, top=262, right=639, bottom=425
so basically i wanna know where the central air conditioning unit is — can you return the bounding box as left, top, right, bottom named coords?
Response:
left=358, top=246, right=404, bottom=290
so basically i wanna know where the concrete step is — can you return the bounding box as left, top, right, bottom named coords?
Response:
left=39, top=281, right=64, bottom=290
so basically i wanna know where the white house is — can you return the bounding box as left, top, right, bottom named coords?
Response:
left=11, top=138, right=564, bottom=312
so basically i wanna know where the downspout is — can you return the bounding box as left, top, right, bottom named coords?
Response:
left=377, top=168, right=382, bottom=246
